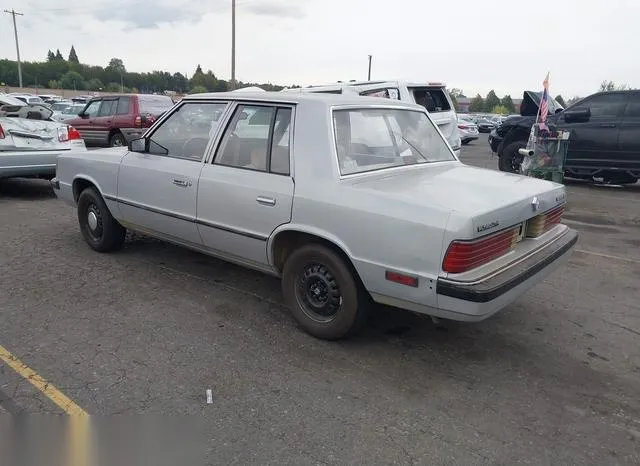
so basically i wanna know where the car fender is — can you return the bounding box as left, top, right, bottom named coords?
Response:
left=267, top=223, right=356, bottom=269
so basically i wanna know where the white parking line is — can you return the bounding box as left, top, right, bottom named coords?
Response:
left=575, top=249, right=640, bottom=265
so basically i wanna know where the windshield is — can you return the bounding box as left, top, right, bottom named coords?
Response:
left=51, top=102, right=72, bottom=111
left=333, top=108, right=455, bottom=175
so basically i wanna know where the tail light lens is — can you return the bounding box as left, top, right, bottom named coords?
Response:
left=0, top=124, right=5, bottom=139
left=443, top=226, right=521, bottom=274
left=526, top=204, right=565, bottom=237
left=67, top=126, right=82, bottom=140
left=135, top=115, right=142, bottom=127
left=458, top=125, right=468, bottom=130
left=58, top=126, right=82, bottom=142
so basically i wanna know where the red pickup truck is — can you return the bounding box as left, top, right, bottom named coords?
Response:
left=66, top=94, right=175, bottom=147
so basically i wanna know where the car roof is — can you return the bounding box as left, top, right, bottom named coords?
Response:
left=182, top=91, right=426, bottom=110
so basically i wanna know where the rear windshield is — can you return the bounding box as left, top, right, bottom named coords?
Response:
left=333, top=108, right=455, bottom=175
left=138, top=95, right=175, bottom=115
left=410, top=87, right=452, bottom=113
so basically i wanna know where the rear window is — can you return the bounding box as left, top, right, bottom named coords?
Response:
left=411, top=88, right=452, bottom=113
left=138, top=95, right=174, bottom=115
left=333, top=108, right=455, bottom=175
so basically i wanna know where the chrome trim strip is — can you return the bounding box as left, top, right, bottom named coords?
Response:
left=108, top=195, right=267, bottom=242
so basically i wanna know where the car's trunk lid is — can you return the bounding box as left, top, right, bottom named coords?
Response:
left=0, top=117, right=72, bottom=151
left=346, top=163, right=566, bottom=238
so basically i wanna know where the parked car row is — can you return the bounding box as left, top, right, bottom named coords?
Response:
left=491, top=90, right=640, bottom=185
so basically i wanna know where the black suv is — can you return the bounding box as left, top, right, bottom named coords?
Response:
left=492, top=90, right=640, bottom=185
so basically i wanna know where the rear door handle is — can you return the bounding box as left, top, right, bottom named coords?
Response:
left=173, top=179, right=191, bottom=187
left=256, top=196, right=276, bottom=206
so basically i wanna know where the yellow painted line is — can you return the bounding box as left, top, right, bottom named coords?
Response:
left=0, top=344, right=88, bottom=417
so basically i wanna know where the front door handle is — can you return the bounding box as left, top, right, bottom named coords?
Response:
left=173, top=179, right=192, bottom=188
left=256, top=196, right=276, bottom=206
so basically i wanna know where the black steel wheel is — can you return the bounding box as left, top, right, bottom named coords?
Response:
left=77, top=187, right=126, bottom=252
left=282, top=243, right=370, bottom=340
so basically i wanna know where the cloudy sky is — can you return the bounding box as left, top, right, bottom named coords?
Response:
left=1, top=0, right=638, bottom=98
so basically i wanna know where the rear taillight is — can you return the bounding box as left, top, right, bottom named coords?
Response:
left=458, top=125, right=468, bottom=130
left=58, top=126, right=82, bottom=142
left=443, top=226, right=521, bottom=274
left=135, top=115, right=142, bottom=127
left=0, top=124, right=4, bottom=139
left=67, top=126, right=82, bottom=140
left=526, top=205, right=565, bottom=237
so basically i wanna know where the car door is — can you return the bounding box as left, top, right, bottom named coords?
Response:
left=92, top=98, right=118, bottom=145
left=197, top=103, right=295, bottom=269
left=559, top=92, right=626, bottom=168
left=116, top=101, right=230, bottom=246
left=618, top=92, right=640, bottom=170
left=73, top=99, right=102, bottom=143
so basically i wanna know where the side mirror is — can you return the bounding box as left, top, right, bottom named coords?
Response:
left=564, top=107, right=590, bottom=123
left=79, top=113, right=88, bottom=119
left=128, top=137, right=146, bottom=153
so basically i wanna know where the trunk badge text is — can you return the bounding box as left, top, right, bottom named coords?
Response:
left=531, top=196, right=540, bottom=212
left=477, top=220, right=499, bottom=233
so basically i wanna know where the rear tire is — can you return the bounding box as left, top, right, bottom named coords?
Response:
left=499, top=141, right=527, bottom=173
left=109, top=132, right=126, bottom=147
left=282, top=243, right=370, bottom=340
left=77, top=187, right=126, bottom=252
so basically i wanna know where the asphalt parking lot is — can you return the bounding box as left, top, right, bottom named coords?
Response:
left=1, top=140, right=639, bottom=464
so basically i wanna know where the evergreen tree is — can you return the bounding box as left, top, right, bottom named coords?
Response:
left=68, top=45, right=79, bottom=63
left=46, top=50, right=55, bottom=62
left=55, top=49, right=64, bottom=60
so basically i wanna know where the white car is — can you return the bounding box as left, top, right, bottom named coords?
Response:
left=457, top=115, right=479, bottom=145
left=52, top=92, right=577, bottom=340
left=53, top=103, right=86, bottom=122
left=283, top=80, right=462, bottom=156
left=0, top=94, right=87, bottom=179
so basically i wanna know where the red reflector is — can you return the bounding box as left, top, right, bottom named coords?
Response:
left=0, top=123, right=4, bottom=139
left=443, top=227, right=519, bottom=274
left=67, top=126, right=82, bottom=140
left=385, top=271, right=419, bottom=287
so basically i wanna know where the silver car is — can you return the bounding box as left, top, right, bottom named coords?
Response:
left=1, top=94, right=87, bottom=179
left=52, top=92, right=577, bottom=340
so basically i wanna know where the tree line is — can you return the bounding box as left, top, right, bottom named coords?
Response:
left=0, top=46, right=299, bottom=94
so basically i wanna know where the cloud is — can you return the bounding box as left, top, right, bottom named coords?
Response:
left=244, top=1, right=305, bottom=19
left=93, top=0, right=206, bottom=29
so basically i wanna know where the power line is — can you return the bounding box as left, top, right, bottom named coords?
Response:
left=4, top=9, right=24, bottom=88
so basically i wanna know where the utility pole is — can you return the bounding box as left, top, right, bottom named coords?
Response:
left=231, top=0, right=236, bottom=90
left=367, top=55, right=372, bottom=81
left=4, top=9, right=24, bottom=88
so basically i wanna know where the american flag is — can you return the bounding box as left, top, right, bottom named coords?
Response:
left=538, top=72, right=550, bottom=128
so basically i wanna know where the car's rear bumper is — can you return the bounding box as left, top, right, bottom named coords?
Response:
left=0, top=163, right=56, bottom=179
left=435, top=228, right=578, bottom=320
left=369, top=227, right=578, bottom=322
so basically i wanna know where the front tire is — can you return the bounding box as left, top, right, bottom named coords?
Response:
left=77, top=187, right=126, bottom=252
left=499, top=141, right=527, bottom=173
left=282, top=244, right=370, bottom=340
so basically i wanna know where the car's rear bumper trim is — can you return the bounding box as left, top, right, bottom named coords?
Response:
left=436, top=228, right=579, bottom=303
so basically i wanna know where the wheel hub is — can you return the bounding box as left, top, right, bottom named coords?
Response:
left=297, top=264, right=342, bottom=322
left=87, top=211, right=98, bottom=231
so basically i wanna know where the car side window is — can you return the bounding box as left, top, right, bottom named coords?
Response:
left=623, top=95, right=640, bottom=117
left=97, top=99, right=117, bottom=117
left=116, top=97, right=131, bottom=115
left=83, top=100, right=101, bottom=118
left=147, top=102, right=228, bottom=161
left=216, top=104, right=292, bottom=174
left=360, top=88, right=400, bottom=100
left=578, top=93, right=626, bottom=118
